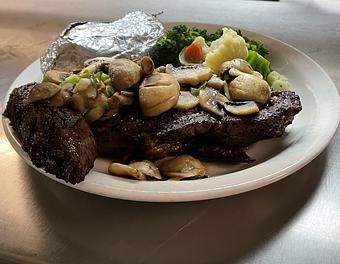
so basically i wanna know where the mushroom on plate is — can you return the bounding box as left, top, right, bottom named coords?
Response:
left=165, top=64, right=213, bottom=86
left=219, top=59, right=271, bottom=105
left=28, top=82, right=61, bottom=103
left=108, top=160, right=161, bottom=180
left=139, top=73, right=180, bottom=117
left=156, top=155, right=207, bottom=180
left=108, top=59, right=141, bottom=91
left=199, top=87, right=229, bottom=117
left=229, top=74, right=271, bottom=104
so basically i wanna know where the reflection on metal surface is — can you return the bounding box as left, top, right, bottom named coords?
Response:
left=312, top=0, right=340, bottom=14
left=0, top=0, right=340, bottom=263
left=0, top=138, right=18, bottom=158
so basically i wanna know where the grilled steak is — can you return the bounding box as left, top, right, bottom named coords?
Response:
left=3, top=83, right=97, bottom=184
left=3, top=82, right=301, bottom=183
left=92, top=91, right=302, bottom=162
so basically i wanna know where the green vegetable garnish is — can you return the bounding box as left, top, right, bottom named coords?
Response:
left=205, top=28, right=223, bottom=43
left=190, top=88, right=200, bottom=96
left=94, top=71, right=102, bottom=80
left=151, top=25, right=223, bottom=67
left=190, top=81, right=207, bottom=96
left=246, top=50, right=271, bottom=79
left=104, top=78, right=112, bottom=85
left=42, top=75, right=50, bottom=83
left=237, top=30, right=269, bottom=57
left=61, top=74, right=80, bottom=86
left=79, top=72, right=91, bottom=79
left=100, top=72, right=110, bottom=81
left=105, top=85, right=114, bottom=97
left=223, top=73, right=231, bottom=82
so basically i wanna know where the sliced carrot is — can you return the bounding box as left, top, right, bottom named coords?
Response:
left=184, top=42, right=204, bottom=63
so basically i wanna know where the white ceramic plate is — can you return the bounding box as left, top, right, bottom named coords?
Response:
left=2, top=23, right=340, bottom=202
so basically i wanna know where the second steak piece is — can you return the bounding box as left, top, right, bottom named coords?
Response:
left=92, top=91, right=302, bottom=162
left=3, top=83, right=97, bottom=184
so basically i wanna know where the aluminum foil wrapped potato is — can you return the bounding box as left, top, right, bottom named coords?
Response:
left=40, top=11, right=165, bottom=73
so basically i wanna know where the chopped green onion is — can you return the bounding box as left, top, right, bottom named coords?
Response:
left=223, top=73, right=231, bottom=82
left=79, top=72, right=91, bottom=79
left=100, top=72, right=110, bottom=81
left=61, top=74, right=80, bottom=86
left=91, top=77, right=100, bottom=86
left=190, top=88, right=200, bottom=96
left=94, top=72, right=102, bottom=79
left=73, top=78, right=91, bottom=93
left=105, top=85, right=114, bottom=97
left=104, top=78, right=112, bottom=85
left=42, top=75, right=50, bottom=83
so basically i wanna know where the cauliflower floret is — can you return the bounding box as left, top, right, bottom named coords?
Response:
left=203, top=28, right=248, bottom=73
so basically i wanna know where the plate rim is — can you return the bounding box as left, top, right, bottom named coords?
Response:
left=2, top=22, right=340, bottom=202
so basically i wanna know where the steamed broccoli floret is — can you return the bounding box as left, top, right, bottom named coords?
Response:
left=205, top=28, right=223, bottom=43
left=151, top=25, right=224, bottom=67
left=151, top=25, right=208, bottom=67
left=151, top=26, right=270, bottom=67
left=237, top=29, right=269, bottom=57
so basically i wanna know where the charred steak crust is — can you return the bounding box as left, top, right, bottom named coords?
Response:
left=92, top=91, right=302, bottom=162
left=3, top=83, right=97, bottom=184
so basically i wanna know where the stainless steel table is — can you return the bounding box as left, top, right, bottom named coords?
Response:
left=1, top=1, right=339, bottom=263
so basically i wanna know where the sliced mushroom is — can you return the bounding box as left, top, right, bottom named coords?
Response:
left=101, top=95, right=120, bottom=120
left=80, top=63, right=99, bottom=74
left=157, top=155, right=207, bottom=180
left=84, top=94, right=108, bottom=123
left=224, top=101, right=259, bottom=115
left=84, top=105, right=105, bottom=123
left=224, top=82, right=231, bottom=100
left=154, top=156, right=174, bottom=168
left=70, top=93, right=87, bottom=114
left=81, top=59, right=111, bottom=74
left=113, top=91, right=135, bottom=106
left=199, top=87, right=229, bottom=117
left=174, top=91, right=199, bottom=110
left=83, top=85, right=98, bottom=100
left=140, top=56, right=155, bottom=76
left=84, top=57, right=114, bottom=67
left=108, top=59, right=141, bottom=91
left=155, top=66, right=166, bottom=73
left=229, top=74, right=271, bottom=104
left=207, top=75, right=226, bottom=90
left=220, top=59, right=263, bottom=82
left=139, top=73, right=180, bottom=117
left=108, top=163, right=146, bottom=180
left=141, top=73, right=162, bottom=86
left=165, top=64, right=213, bottom=86
left=220, top=59, right=254, bottom=76
left=129, top=160, right=162, bottom=180
left=28, top=82, right=61, bottom=103
left=44, top=70, right=70, bottom=84
left=107, top=94, right=120, bottom=109
left=48, top=89, right=71, bottom=107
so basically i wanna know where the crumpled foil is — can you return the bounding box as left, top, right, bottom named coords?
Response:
left=40, top=11, right=165, bottom=73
